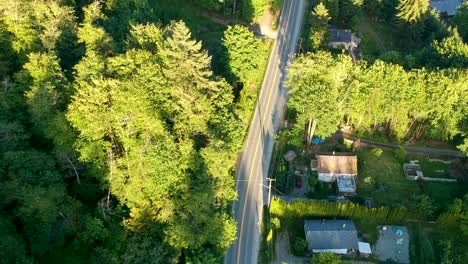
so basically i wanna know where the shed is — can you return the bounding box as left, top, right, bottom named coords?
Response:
left=304, top=220, right=359, bottom=254
left=358, top=242, right=372, bottom=257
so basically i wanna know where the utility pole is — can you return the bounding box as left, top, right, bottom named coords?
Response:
left=266, top=177, right=276, bottom=208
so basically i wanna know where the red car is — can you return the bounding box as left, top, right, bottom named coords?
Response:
left=295, top=176, right=302, bottom=188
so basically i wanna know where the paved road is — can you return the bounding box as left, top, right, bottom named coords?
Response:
left=224, top=1, right=306, bottom=263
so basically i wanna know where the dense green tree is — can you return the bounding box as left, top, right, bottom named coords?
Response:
left=313, top=252, right=342, bottom=264
left=287, top=52, right=353, bottom=143
left=309, top=3, right=331, bottom=50
left=413, top=194, right=435, bottom=218
left=323, top=0, right=340, bottom=24
left=454, top=3, right=468, bottom=42
left=242, top=0, right=269, bottom=21
left=0, top=19, right=16, bottom=78
left=396, top=0, right=429, bottom=22
left=433, top=27, right=468, bottom=68
left=286, top=51, right=467, bottom=146
left=162, top=21, right=216, bottom=136
left=0, top=216, right=34, bottom=264
left=222, top=25, right=269, bottom=125
left=68, top=19, right=240, bottom=261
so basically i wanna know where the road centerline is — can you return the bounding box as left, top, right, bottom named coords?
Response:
left=235, top=1, right=295, bottom=263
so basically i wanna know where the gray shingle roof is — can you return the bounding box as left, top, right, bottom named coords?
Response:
left=430, top=0, right=466, bottom=16
left=329, top=29, right=353, bottom=43
left=304, top=220, right=359, bottom=250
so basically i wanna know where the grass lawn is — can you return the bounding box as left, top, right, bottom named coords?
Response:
left=357, top=148, right=422, bottom=207
left=354, top=219, right=379, bottom=244
left=358, top=13, right=400, bottom=57
left=417, top=158, right=450, bottom=178
left=357, top=147, right=468, bottom=213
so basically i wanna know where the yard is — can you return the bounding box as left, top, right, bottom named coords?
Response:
left=417, top=158, right=450, bottom=178
left=356, top=148, right=421, bottom=207
left=356, top=148, right=468, bottom=213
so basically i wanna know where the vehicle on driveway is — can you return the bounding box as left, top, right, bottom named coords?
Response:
left=295, top=176, right=302, bottom=188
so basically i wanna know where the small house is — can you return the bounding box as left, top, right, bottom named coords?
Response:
left=304, top=220, right=359, bottom=254
left=403, top=161, right=424, bottom=180
left=328, top=28, right=360, bottom=51
left=316, top=154, right=358, bottom=193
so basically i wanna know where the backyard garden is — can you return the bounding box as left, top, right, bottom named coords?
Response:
left=265, top=135, right=468, bottom=263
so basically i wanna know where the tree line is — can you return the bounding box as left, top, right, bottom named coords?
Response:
left=270, top=198, right=414, bottom=223
left=195, top=0, right=283, bottom=21
left=286, top=51, right=468, bottom=151
left=302, top=0, right=468, bottom=70
left=0, top=0, right=270, bottom=262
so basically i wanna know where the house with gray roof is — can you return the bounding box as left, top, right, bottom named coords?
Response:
left=304, top=219, right=359, bottom=254
left=430, top=0, right=466, bottom=17
left=328, top=28, right=360, bottom=51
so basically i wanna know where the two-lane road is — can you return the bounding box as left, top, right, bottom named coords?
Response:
left=224, top=0, right=306, bottom=263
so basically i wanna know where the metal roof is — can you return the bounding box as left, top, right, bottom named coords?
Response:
left=304, top=220, right=359, bottom=250
left=430, top=0, right=466, bottom=16
left=329, top=28, right=353, bottom=43
left=317, top=154, right=358, bottom=175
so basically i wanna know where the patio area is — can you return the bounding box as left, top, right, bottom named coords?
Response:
left=375, top=226, right=409, bottom=264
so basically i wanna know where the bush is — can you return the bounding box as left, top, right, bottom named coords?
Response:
left=270, top=198, right=414, bottom=223
left=394, top=146, right=407, bottom=163
left=413, top=194, right=435, bottom=219
left=312, top=252, right=342, bottom=264
left=370, top=148, right=383, bottom=157
left=309, top=172, right=318, bottom=187
left=364, top=176, right=374, bottom=185
left=291, top=237, right=308, bottom=256
left=271, top=217, right=281, bottom=230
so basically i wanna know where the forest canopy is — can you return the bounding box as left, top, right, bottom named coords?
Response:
left=0, top=0, right=271, bottom=262
left=286, top=51, right=468, bottom=149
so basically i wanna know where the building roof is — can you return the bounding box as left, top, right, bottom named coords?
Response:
left=284, top=150, right=297, bottom=162
left=317, top=154, right=358, bottom=175
left=304, top=220, right=359, bottom=250
left=358, top=242, right=372, bottom=254
left=337, top=176, right=356, bottom=193
left=430, top=0, right=465, bottom=16
left=329, top=28, right=353, bottom=43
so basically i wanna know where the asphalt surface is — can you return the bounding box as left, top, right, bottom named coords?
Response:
left=224, top=1, right=306, bottom=263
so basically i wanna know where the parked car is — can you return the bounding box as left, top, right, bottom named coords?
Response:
left=295, top=176, right=302, bottom=188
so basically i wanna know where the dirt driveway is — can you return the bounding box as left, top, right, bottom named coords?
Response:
left=274, top=232, right=308, bottom=264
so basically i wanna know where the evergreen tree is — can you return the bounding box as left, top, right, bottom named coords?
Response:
left=222, top=25, right=269, bottom=125
left=396, top=0, right=429, bottom=22
left=162, top=21, right=215, bottom=137
left=454, top=2, right=468, bottom=42
left=309, top=3, right=331, bottom=50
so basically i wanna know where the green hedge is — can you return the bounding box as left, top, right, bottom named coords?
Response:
left=270, top=198, right=414, bottom=224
